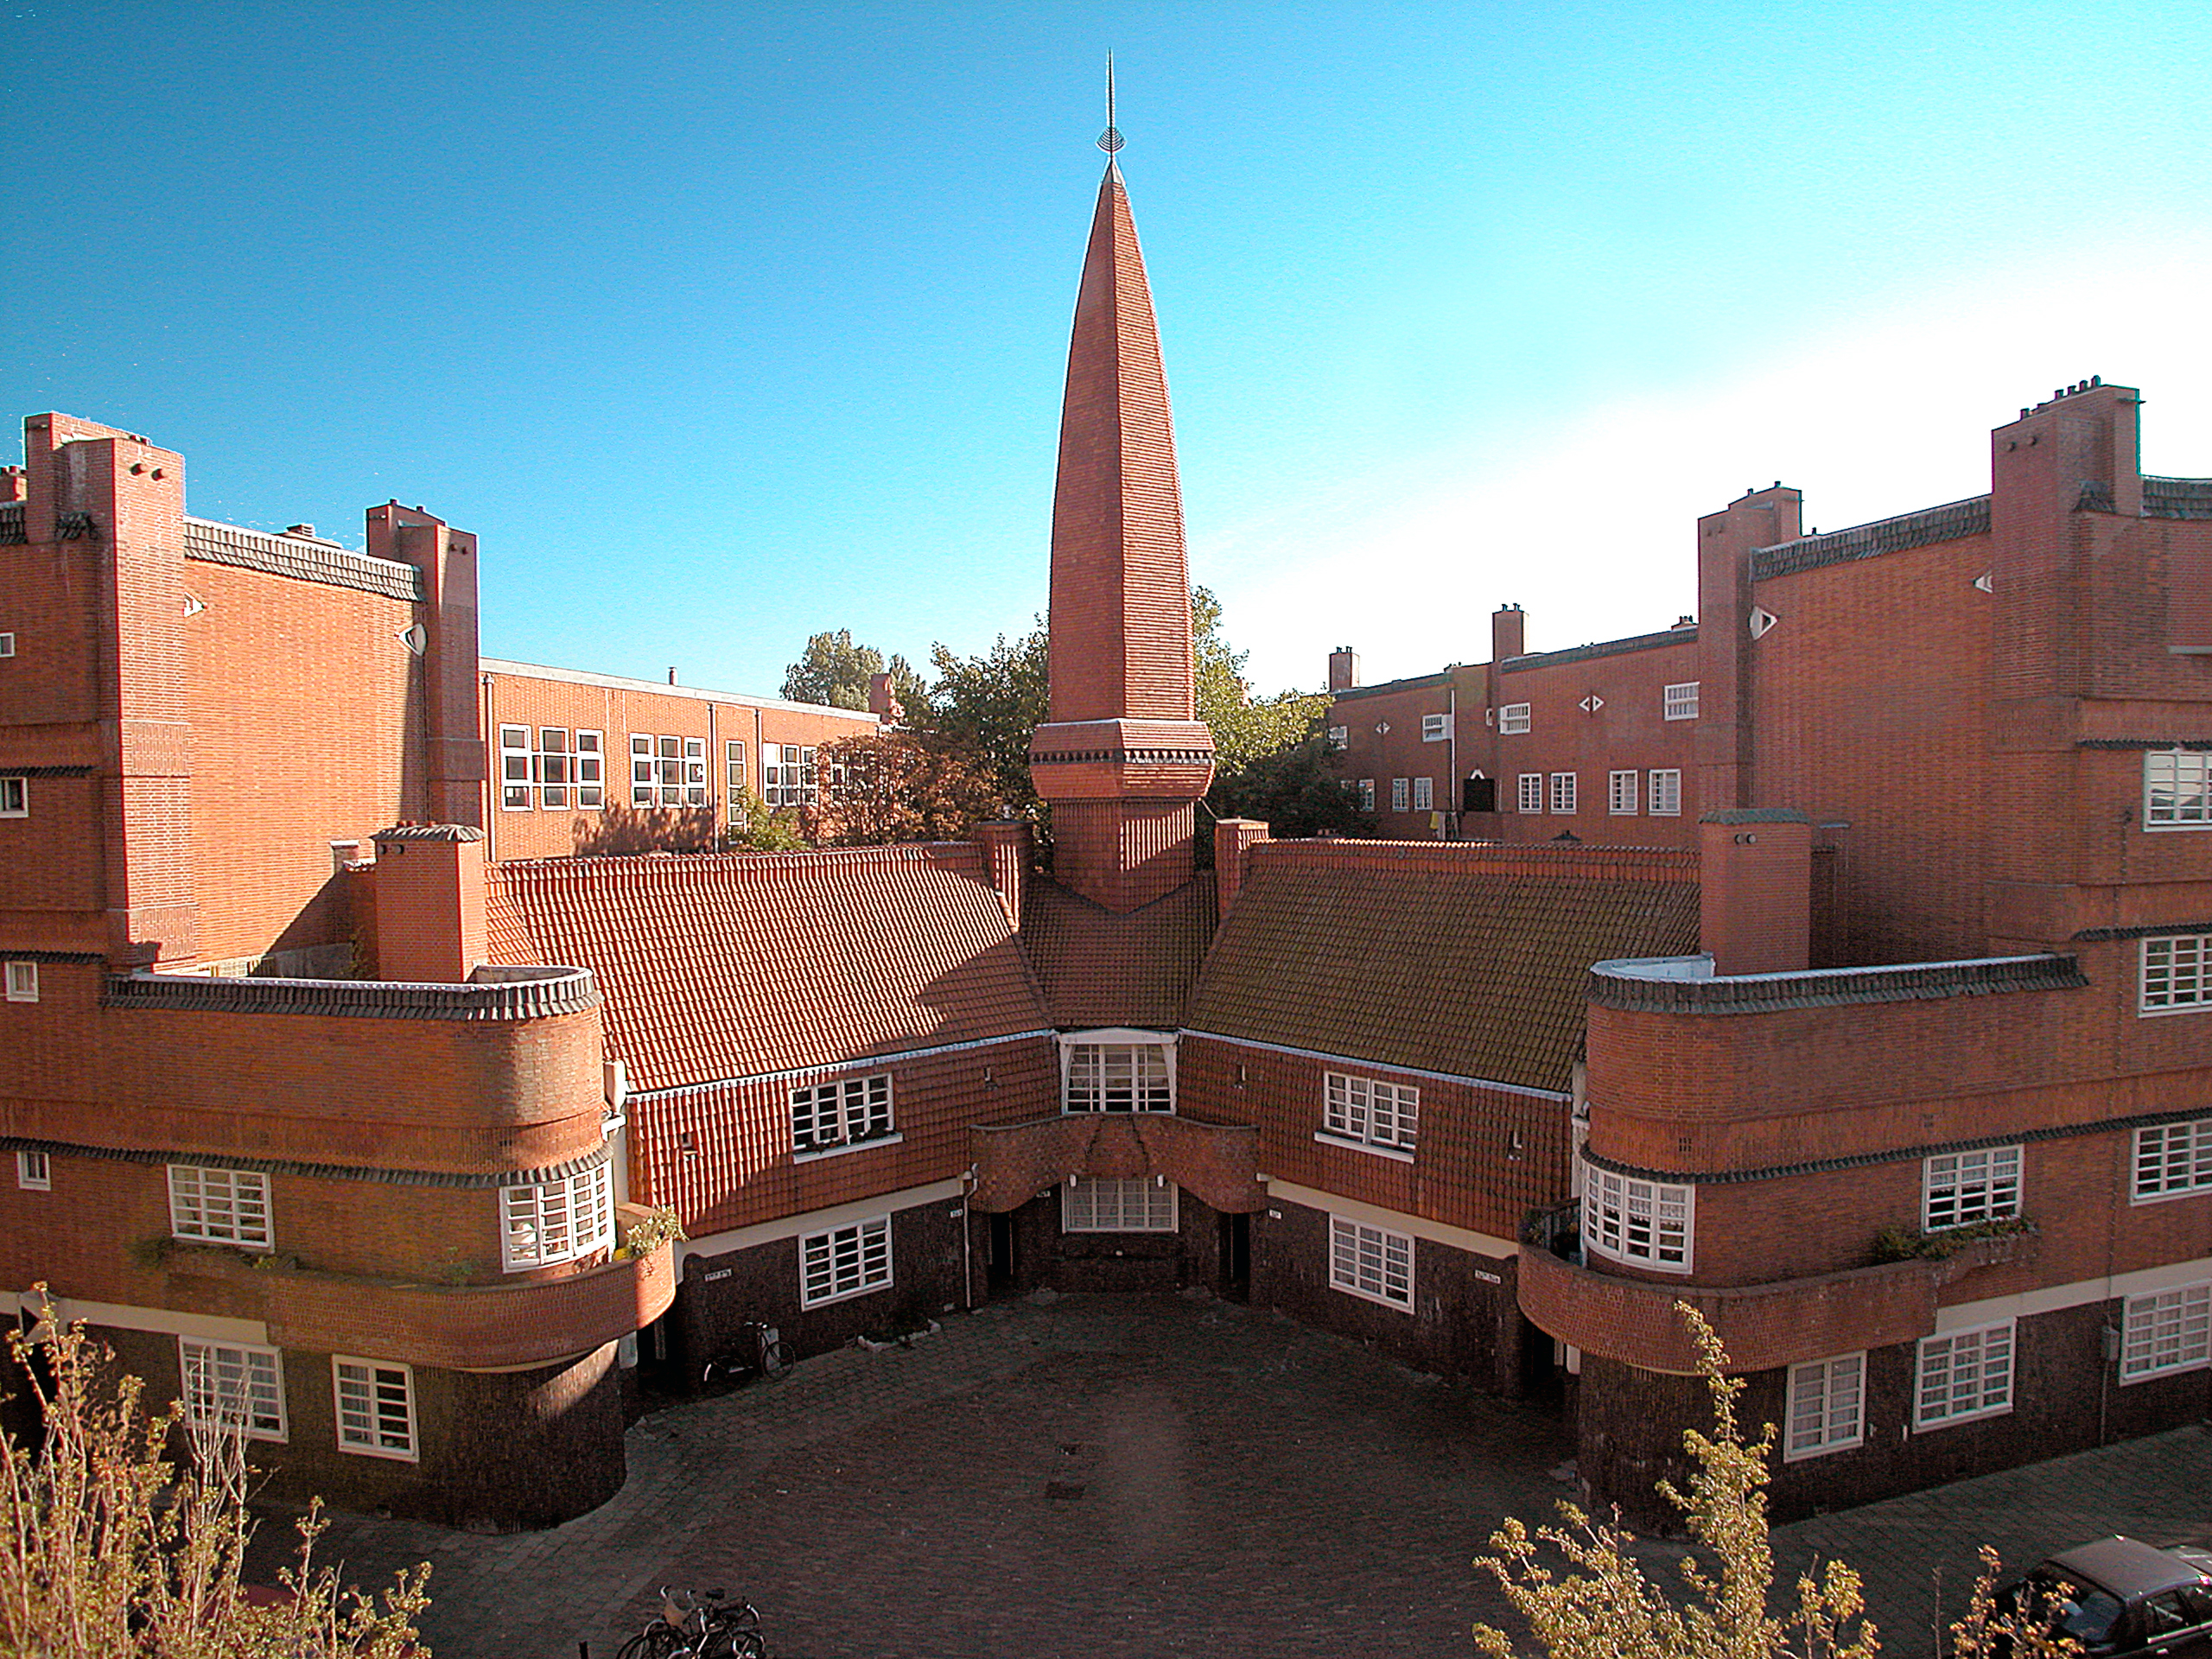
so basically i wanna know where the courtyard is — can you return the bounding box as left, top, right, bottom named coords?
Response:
left=289, top=1292, right=2212, bottom=1658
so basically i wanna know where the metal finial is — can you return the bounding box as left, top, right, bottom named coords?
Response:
left=1098, top=50, right=1123, bottom=154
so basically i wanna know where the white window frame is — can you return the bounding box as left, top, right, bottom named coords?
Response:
left=1608, top=769, right=1639, bottom=815
left=1581, top=1165, right=1693, bottom=1273
left=1411, top=775, right=1433, bottom=812
left=1914, top=1320, right=2015, bottom=1428
left=2134, top=1120, right=2212, bottom=1203
left=630, top=734, right=656, bottom=806
left=2120, top=1282, right=2212, bottom=1382
left=167, top=1166, right=271, bottom=1249
left=2142, top=935, right=2212, bottom=1015
left=799, top=1214, right=893, bottom=1307
left=791, top=1073, right=894, bottom=1154
left=5, top=962, right=36, bottom=1003
left=1063, top=1176, right=1178, bottom=1233
left=1783, top=1352, right=1865, bottom=1461
left=1061, top=1033, right=1175, bottom=1113
left=1421, top=712, right=1448, bottom=742
left=1922, top=1146, right=2021, bottom=1230
left=1390, top=777, right=1409, bottom=813
left=180, top=1337, right=287, bottom=1443
left=1357, top=779, right=1375, bottom=811
left=1663, top=682, right=1700, bottom=721
left=0, top=777, right=24, bottom=817
left=1648, top=768, right=1682, bottom=816
left=1321, top=1071, right=1420, bottom=1154
left=1497, top=702, right=1530, bottom=735
left=500, top=1165, right=613, bottom=1272
left=1517, top=773, right=1543, bottom=814
left=1329, top=1214, right=1414, bottom=1311
left=726, top=739, right=748, bottom=823
left=1325, top=725, right=1348, bottom=753
left=574, top=729, right=604, bottom=810
left=0, top=632, right=14, bottom=658
left=16, top=1149, right=48, bottom=1191
left=2145, top=750, right=2212, bottom=830
left=534, top=727, right=575, bottom=810
left=499, top=725, right=532, bottom=810
left=1549, top=772, right=1577, bottom=815
left=332, top=1357, right=417, bottom=1460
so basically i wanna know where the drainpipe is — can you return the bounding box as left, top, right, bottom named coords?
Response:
left=480, top=673, right=496, bottom=862
left=961, top=1164, right=976, bottom=1311
left=1446, top=679, right=1459, bottom=841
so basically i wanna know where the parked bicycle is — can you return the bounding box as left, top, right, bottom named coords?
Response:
left=700, top=1320, right=791, bottom=1388
left=615, top=1585, right=765, bottom=1659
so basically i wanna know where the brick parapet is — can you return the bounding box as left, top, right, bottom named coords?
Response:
left=967, top=1112, right=1264, bottom=1216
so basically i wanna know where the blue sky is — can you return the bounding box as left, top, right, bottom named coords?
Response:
left=6, top=1, right=2210, bottom=696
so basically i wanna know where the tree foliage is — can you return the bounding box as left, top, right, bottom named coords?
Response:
left=779, top=629, right=925, bottom=715
left=914, top=621, right=1051, bottom=822
left=721, top=785, right=809, bottom=852
left=801, top=733, right=1004, bottom=847
left=1, top=1293, right=430, bottom=1657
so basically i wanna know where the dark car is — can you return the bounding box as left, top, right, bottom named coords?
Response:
left=1999, top=1538, right=2212, bottom=1656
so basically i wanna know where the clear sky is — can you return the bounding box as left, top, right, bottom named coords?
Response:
left=7, top=1, right=2210, bottom=697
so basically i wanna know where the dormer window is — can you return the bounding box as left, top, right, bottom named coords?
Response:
left=1060, top=1030, right=1175, bottom=1113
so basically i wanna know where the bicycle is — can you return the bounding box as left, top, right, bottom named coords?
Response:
left=615, top=1585, right=765, bottom=1659
left=700, top=1320, right=791, bottom=1389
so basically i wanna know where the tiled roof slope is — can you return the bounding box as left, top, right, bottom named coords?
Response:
left=1186, top=841, right=1700, bottom=1092
left=1020, top=874, right=1217, bottom=1028
left=486, top=845, right=1052, bottom=1091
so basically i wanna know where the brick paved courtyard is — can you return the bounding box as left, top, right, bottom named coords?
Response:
left=282, top=1292, right=2212, bottom=1659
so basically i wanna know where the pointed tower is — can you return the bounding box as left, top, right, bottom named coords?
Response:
left=1028, top=139, right=1216, bottom=912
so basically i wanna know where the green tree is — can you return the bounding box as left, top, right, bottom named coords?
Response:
left=1, top=1293, right=430, bottom=1656
left=801, top=732, right=1003, bottom=847
left=915, top=620, right=1051, bottom=820
left=721, top=785, right=809, bottom=852
left=779, top=629, right=925, bottom=715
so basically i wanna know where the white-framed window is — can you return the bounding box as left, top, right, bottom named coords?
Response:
left=632, top=734, right=711, bottom=808
left=1663, top=682, right=1700, bottom=721
left=1922, top=1146, right=2021, bottom=1230
left=1648, top=769, right=1682, bottom=816
left=1915, top=1321, right=2015, bottom=1427
left=1325, top=725, right=1348, bottom=753
left=333, top=1357, right=416, bottom=1460
left=791, top=1073, right=893, bottom=1153
left=1411, top=776, right=1433, bottom=811
left=168, top=1166, right=271, bottom=1249
left=1581, top=1166, right=1693, bottom=1273
left=2145, top=751, right=2212, bottom=830
left=1357, top=779, right=1375, bottom=811
left=2135, top=1120, right=2212, bottom=1202
left=1329, top=1215, right=1414, bottom=1311
left=536, top=728, right=569, bottom=809
left=1784, top=1352, right=1865, bottom=1460
left=1322, top=1071, right=1420, bottom=1152
left=1549, top=772, right=1577, bottom=814
left=1063, top=1176, right=1178, bottom=1233
left=2121, top=1282, right=2212, bottom=1381
left=2142, top=935, right=2212, bottom=1014
left=1065, top=1043, right=1173, bottom=1113
left=533, top=727, right=602, bottom=810
left=1517, top=773, right=1543, bottom=813
left=1609, top=770, right=1639, bottom=815
left=500, top=1165, right=613, bottom=1272
left=1497, top=703, right=1530, bottom=735
left=726, top=740, right=748, bottom=823
left=761, top=742, right=818, bottom=809
left=5, top=962, right=37, bottom=1003
left=499, top=725, right=532, bottom=810
left=575, top=730, right=604, bottom=808
left=800, top=1215, right=892, bottom=1306
left=16, top=1150, right=48, bottom=1191
left=1390, top=777, right=1409, bottom=813
left=1421, top=712, right=1448, bottom=742
left=0, top=777, right=25, bottom=817
left=0, top=632, right=14, bottom=658
left=180, top=1338, right=286, bottom=1442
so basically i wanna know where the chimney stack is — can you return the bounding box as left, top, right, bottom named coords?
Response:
left=973, top=819, right=1033, bottom=932
left=1214, top=818, right=1271, bottom=923
left=1698, top=809, right=1812, bottom=976
left=1491, top=605, right=1526, bottom=664
left=1327, top=647, right=1361, bottom=693
left=368, top=824, right=487, bottom=982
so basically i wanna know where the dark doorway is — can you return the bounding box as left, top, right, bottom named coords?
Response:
left=1220, top=1211, right=1250, bottom=1302
left=987, top=1211, right=1018, bottom=1294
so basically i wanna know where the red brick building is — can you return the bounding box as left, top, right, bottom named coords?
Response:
left=5, top=140, right=2211, bottom=1535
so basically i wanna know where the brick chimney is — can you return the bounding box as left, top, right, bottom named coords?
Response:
left=1699, top=809, right=1811, bottom=976
left=369, top=824, right=486, bottom=982
left=868, top=671, right=905, bottom=725
left=0, top=466, right=24, bottom=504
left=973, top=819, right=1033, bottom=931
left=1214, top=818, right=1271, bottom=922
left=1327, top=648, right=1360, bottom=693
left=1491, top=605, right=1526, bottom=664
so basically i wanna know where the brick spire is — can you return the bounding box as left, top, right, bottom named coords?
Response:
left=1030, top=162, right=1216, bottom=912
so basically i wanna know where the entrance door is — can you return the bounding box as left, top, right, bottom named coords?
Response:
left=987, top=1211, right=1018, bottom=1295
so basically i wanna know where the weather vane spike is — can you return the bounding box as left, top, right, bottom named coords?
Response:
left=1098, top=49, right=1124, bottom=156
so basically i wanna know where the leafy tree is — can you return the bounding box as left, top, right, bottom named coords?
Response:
left=779, top=629, right=925, bottom=715
left=801, top=732, right=1002, bottom=847
left=914, top=620, right=1051, bottom=821
left=1, top=1292, right=430, bottom=1656
left=721, top=785, right=809, bottom=852
left=1471, top=1305, right=2075, bottom=1659
left=1208, top=734, right=1377, bottom=840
